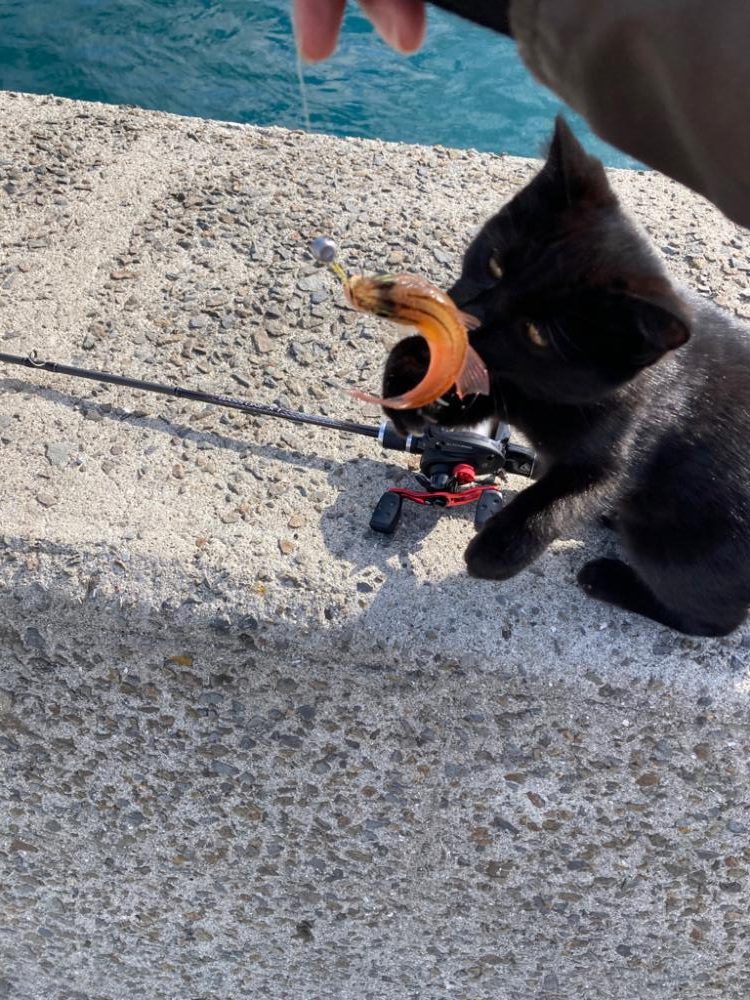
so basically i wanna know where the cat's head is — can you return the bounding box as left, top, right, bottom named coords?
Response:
left=382, top=116, right=690, bottom=432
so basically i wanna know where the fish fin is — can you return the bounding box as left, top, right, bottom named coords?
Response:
left=455, top=346, right=490, bottom=399
left=348, top=389, right=412, bottom=411
left=459, top=311, right=481, bottom=331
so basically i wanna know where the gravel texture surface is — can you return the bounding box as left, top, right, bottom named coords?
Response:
left=1, top=91, right=750, bottom=1000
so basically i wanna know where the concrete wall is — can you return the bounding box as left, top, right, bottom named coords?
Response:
left=1, top=91, right=749, bottom=999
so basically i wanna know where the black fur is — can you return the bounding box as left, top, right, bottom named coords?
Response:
left=382, top=117, right=750, bottom=636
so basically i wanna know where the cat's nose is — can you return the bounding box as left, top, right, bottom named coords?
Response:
left=447, top=275, right=480, bottom=307
left=448, top=277, right=487, bottom=326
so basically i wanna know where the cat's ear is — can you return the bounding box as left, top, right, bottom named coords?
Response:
left=627, top=291, right=691, bottom=365
left=617, top=284, right=691, bottom=367
left=544, top=116, right=615, bottom=208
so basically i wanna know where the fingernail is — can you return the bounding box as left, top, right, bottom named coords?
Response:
left=375, top=10, right=406, bottom=52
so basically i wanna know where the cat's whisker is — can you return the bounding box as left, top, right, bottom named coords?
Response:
left=491, top=383, right=509, bottom=423
left=545, top=319, right=574, bottom=362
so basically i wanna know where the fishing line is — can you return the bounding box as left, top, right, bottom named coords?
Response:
left=295, top=46, right=312, bottom=132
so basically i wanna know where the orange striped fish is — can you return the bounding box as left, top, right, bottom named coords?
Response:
left=346, top=273, right=490, bottom=410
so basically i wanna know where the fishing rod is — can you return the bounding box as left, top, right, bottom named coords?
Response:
left=0, top=239, right=535, bottom=532
left=0, top=349, right=397, bottom=447
left=0, top=348, right=535, bottom=534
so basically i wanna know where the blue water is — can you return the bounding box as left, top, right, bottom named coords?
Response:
left=0, top=0, right=639, bottom=167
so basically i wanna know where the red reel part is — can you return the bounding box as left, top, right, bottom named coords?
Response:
left=388, top=483, right=500, bottom=508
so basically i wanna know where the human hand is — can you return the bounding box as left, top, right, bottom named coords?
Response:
left=293, top=0, right=426, bottom=61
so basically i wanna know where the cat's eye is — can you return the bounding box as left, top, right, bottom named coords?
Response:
left=525, top=322, right=547, bottom=348
left=488, top=251, right=504, bottom=279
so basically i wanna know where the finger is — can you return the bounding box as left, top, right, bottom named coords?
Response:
left=293, top=0, right=347, bottom=62
left=359, top=0, right=426, bottom=53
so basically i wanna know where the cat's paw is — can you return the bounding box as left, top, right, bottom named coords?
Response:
left=382, top=336, right=491, bottom=434
left=464, top=521, right=546, bottom=580
left=577, top=558, right=633, bottom=600
left=380, top=337, right=429, bottom=434
left=384, top=406, right=429, bottom=437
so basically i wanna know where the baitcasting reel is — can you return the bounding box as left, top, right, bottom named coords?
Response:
left=0, top=351, right=537, bottom=534
left=370, top=421, right=536, bottom=534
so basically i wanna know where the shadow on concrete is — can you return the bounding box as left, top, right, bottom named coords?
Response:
left=2, top=376, right=747, bottom=687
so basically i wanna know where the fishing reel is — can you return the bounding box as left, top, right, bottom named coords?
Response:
left=306, top=238, right=537, bottom=533
left=0, top=350, right=537, bottom=536
left=370, top=421, right=536, bottom=534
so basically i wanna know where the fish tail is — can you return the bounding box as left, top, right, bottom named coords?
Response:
left=348, top=388, right=415, bottom=410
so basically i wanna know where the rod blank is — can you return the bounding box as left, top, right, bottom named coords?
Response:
left=0, top=351, right=381, bottom=440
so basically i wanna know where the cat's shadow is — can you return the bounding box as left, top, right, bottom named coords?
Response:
left=314, top=465, right=737, bottom=669
left=319, top=457, right=495, bottom=566
left=315, top=461, right=600, bottom=653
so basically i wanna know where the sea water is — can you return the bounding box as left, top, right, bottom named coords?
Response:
left=0, top=0, right=639, bottom=167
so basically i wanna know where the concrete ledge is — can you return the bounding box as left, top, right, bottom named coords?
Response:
left=1, top=92, right=749, bottom=999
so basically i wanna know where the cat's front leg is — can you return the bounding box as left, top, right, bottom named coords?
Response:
left=465, top=464, right=608, bottom=581
left=464, top=508, right=550, bottom=580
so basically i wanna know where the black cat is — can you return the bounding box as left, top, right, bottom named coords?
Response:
left=382, top=117, right=750, bottom=636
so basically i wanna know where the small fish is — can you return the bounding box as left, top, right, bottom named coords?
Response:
left=345, top=273, right=490, bottom=410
